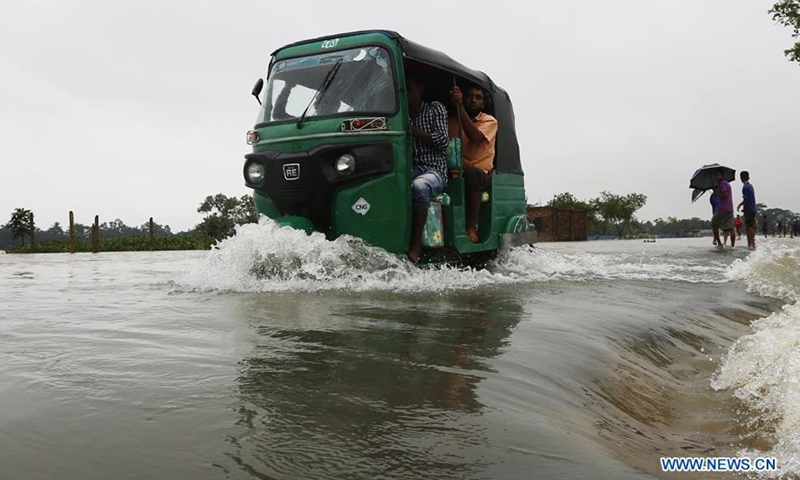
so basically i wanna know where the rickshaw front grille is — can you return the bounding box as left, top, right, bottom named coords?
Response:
left=280, top=184, right=307, bottom=199
left=244, top=141, right=393, bottom=222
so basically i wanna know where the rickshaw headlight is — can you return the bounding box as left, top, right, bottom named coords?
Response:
left=335, top=154, right=356, bottom=176
left=246, top=162, right=266, bottom=184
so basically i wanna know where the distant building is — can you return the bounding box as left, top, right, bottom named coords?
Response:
left=527, top=206, right=587, bottom=242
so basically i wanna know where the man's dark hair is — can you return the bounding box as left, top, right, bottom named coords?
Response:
left=406, top=72, right=425, bottom=89
left=741, top=171, right=750, bottom=181
left=464, top=84, right=486, bottom=95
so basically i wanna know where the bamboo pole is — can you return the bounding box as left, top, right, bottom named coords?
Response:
left=29, top=212, right=35, bottom=252
left=92, top=215, right=99, bottom=253
left=69, top=211, right=76, bottom=253
left=149, top=217, right=154, bottom=251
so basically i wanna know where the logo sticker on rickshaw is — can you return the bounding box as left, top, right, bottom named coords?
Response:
left=352, top=198, right=371, bottom=216
left=283, top=163, right=300, bottom=181
left=321, top=38, right=339, bottom=49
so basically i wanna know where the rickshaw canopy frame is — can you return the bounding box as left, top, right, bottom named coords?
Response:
left=270, top=30, right=524, bottom=175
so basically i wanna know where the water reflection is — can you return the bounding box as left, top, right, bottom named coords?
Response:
left=224, top=291, right=523, bottom=480
left=585, top=297, right=778, bottom=475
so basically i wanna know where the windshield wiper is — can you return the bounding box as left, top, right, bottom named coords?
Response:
left=297, top=58, right=343, bottom=129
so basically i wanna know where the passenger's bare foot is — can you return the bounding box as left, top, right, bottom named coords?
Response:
left=467, top=228, right=479, bottom=243
left=407, top=246, right=421, bottom=264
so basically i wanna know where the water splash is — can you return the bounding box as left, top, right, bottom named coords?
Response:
left=177, top=220, right=731, bottom=293
left=180, top=219, right=500, bottom=293
left=726, top=241, right=800, bottom=303
left=714, top=240, right=800, bottom=477
left=712, top=303, right=800, bottom=477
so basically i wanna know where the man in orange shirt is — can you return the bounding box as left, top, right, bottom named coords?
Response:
left=448, top=85, right=498, bottom=243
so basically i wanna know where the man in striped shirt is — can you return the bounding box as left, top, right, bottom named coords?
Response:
left=407, top=75, right=448, bottom=263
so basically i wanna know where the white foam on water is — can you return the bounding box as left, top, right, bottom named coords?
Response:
left=714, top=241, right=800, bottom=477
left=726, top=241, right=800, bottom=303
left=176, top=219, right=731, bottom=294
left=495, top=244, right=727, bottom=284
left=712, top=303, right=800, bottom=477
left=179, top=219, right=504, bottom=293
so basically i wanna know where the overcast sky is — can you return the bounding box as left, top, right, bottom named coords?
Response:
left=2, top=0, right=798, bottom=232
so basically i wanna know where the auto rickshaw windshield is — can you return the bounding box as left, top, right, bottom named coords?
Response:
left=257, top=46, right=397, bottom=124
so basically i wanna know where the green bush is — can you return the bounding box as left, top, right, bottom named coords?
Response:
left=5, top=235, right=208, bottom=253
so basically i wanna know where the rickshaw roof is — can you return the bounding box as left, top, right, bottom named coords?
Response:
left=272, top=30, right=523, bottom=175
left=273, top=30, right=498, bottom=92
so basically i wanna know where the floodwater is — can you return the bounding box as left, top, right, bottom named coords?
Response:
left=2, top=222, right=798, bottom=480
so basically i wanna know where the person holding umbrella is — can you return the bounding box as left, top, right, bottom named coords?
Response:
left=711, top=168, right=735, bottom=248
left=710, top=189, right=722, bottom=246
left=690, top=163, right=736, bottom=247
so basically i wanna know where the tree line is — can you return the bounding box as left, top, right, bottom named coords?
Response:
left=5, top=191, right=797, bottom=251
left=546, top=191, right=647, bottom=239
left=547, top=192, right=800, bottom=239
left=1, top=194, right=256, bottom=252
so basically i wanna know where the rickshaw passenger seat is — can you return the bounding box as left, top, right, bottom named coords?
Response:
left=446, top=137, right=462, bottom=172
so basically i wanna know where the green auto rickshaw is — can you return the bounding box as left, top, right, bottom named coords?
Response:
left=244, top=30, right=535, bottom=266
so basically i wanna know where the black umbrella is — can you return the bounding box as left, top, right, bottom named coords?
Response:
left=691, top=188, right=707, bottom=203
left=689, top=163, right=736, bottom=191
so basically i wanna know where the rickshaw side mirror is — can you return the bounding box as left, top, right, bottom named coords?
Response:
left=251, top=78, right=264, bottom=105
